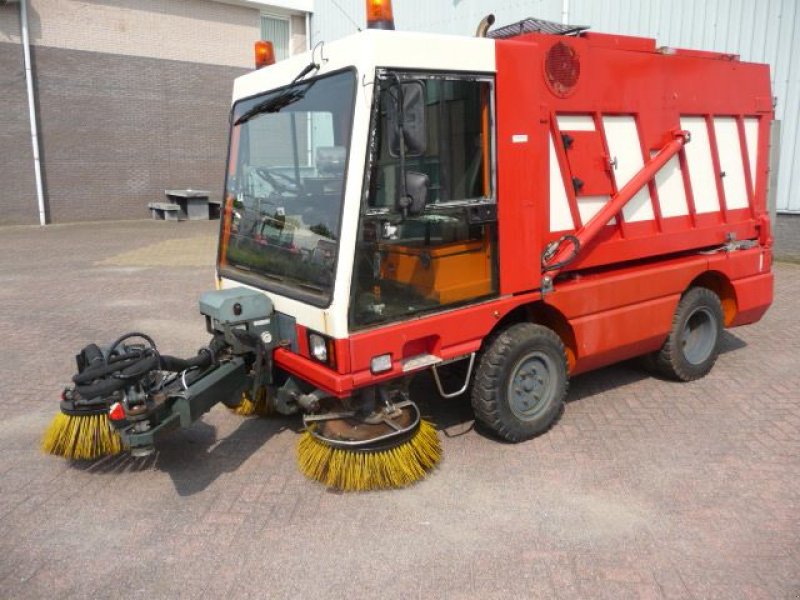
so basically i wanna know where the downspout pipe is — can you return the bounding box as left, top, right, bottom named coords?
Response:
left=20, top=0, right=47, bottom=226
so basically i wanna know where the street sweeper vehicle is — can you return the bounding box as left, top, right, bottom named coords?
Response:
left=44, top=1, right=775, bottom=491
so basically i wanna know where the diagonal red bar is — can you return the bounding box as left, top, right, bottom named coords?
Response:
left=544, top=130, right=691, bottom=280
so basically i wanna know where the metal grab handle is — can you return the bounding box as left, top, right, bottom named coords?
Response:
left=431, top=353, right=476, bottom=399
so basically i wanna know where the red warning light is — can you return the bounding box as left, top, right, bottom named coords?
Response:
left=366, top=0, right=395, bottom=30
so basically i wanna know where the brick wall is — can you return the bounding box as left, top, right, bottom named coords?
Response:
left=0, top=39, right=38, bottom=226
left=0, top=0, right=307, bottom=224
left=33, top=45, right=247, bottom=223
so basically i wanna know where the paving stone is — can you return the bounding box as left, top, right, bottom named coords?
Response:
left=0, top=220, right=797, bottom=598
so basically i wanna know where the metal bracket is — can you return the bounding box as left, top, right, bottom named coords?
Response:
left=303, top=399, right=420, bottom=449
left=431, top=353, right=476, bottom=399
left=541, top=275, right=554, bottom=296
left=121, top=357, right=249, bottom=453
left=723, top=232, right=757, bottom=253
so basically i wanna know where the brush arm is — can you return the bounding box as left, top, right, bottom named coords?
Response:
left=58, top=287, right=282, bottom=455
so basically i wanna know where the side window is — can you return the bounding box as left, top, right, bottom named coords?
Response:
left=350, top=74, right=497, bottom=329
left=370, top=78, right=493, bottom=210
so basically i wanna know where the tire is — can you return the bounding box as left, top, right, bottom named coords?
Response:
left=652, top=287, right=724, bottom=382
left=471, top=323, right=568, bottom=443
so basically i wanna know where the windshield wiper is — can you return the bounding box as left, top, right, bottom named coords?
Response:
left=233, top=61, right=320, bottom=126
left=234, top=89, right=306, bottom=126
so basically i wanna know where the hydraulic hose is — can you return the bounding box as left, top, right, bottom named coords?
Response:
left=71, top=332, right=216, bottom=401
left=73, top=352, right=154, bottom=385
left=159, top=350, right=214, bottom=373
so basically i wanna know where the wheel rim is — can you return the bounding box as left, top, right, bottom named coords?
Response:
left=507, top=351, right=557, bottom=420
left=681, top=307, right=718, bottom=365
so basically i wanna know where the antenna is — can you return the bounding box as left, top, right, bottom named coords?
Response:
left=330, top=0, right=363, bottom=32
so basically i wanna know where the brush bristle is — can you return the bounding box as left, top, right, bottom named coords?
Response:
left=297, top=420, right=441, bottom=491
left=230, top=387, right=273, bottom=417
left=230, top=392, right=257, bottom=416
left=41, top=412, right=123, bottom=460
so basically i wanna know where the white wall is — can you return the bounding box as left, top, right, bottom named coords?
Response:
left=312, top=0, right=800, bottom=213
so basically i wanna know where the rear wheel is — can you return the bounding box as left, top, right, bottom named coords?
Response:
left=471, top=323, right=568, bottom=443
left=652, top=287, right=724, bottom=381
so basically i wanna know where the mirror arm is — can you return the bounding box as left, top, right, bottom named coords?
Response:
left=393, top=74, right=410, bottom=220
left=398, top=122, right=409, bottom=219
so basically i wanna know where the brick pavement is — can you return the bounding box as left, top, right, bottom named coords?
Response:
left=0, top=220, right=797, bottom=599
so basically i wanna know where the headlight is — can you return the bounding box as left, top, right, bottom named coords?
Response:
left=309, top=333, right=328, bottom=363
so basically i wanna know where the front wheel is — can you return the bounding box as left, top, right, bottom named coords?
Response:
left=651, top=287, right=724, bottom=381
left=471, top=323, right=568, bottom=443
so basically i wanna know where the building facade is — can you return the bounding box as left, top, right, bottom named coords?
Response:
left=3, top=0, right=797, bottom=228
left=0, top=0, right=311, bottom=225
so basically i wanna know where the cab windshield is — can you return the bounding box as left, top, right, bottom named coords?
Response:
left=219, top=69, right=355, bottom=306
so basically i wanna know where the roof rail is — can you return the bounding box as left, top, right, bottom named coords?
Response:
left=487, top=17, right=588, bottom=39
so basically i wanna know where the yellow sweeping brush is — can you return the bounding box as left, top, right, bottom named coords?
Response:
left=297, top=419, right=441, bottom=491
left=229, top=386, right=274, bottom=417
left=41, top=411, right=123, bottom=460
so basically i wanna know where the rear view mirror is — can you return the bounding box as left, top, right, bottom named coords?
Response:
left=386, top=80, right=426, bottom=158
left=397, top=170, right=429, bottom=217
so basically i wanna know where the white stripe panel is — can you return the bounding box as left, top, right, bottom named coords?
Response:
left=652, top=152, right=689, bottom=217
left=603, top=115, right=654, bottom=223
left=549, top=134, right=575, bottom=232
left=577, top=195, right=616, bottom=225
left=556, top=114, right=596, bottom=131
left=680, top=117, right=721, bottom=214
left=714, top=117, right=750, bottom=210
left=743, top=117, right=759, bottom=192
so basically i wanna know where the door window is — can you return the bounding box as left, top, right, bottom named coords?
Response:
left=350, top=74, right=498, bottom=329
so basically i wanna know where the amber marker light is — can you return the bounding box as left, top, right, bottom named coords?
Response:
left=366, top=0, right=395, bottom=30
left=254, top=40, right=275, bottom=69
